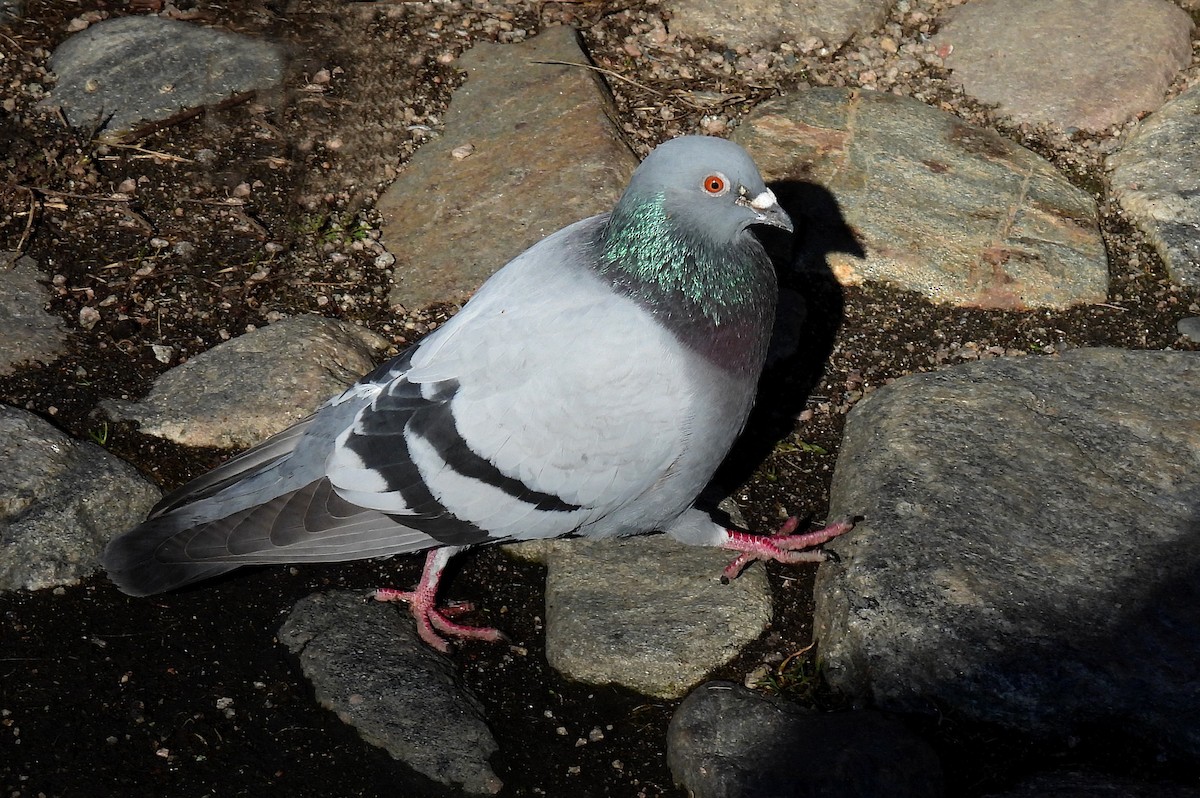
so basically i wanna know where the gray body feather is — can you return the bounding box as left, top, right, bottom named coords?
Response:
left=103, top=136, right=788, bottom=596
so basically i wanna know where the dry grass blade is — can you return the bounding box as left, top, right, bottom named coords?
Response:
left=15, top=186, right=38, bottom=253
left=109, top=143, right=196, bottom=163
left=529, top=58, right=663, bottom=96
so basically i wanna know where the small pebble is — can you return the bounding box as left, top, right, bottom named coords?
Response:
left=79, top=306, right=101, bottom=330
left=1177, top=317, right=1200, bottom=343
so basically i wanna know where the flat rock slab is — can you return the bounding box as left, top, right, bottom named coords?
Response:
left=279, top=591, right=502, bottom=795
left=510, top=535, right=772, bottom=698
left=41, top=15, right=285, bottom=136
left=733, top=88, right=1108, bottom=309
left=664, top=0, right=893, bottom=51
left=0, top=252, right=68, bottom=375
left=933, top=0, right=1193, bottom=132
left=1108, top=83, right=1200, bottom=290
left=667, top=681, right=943, bottom=798
left=0, top=405, right=160, bottom=591
left=379, top=25, right=637, bottom=309
left=102, top=315, right=388, bottom=449
left=813, top=349, right=1200, bottom=759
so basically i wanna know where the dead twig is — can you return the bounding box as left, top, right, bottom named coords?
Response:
left=115, top=205, right=155, bottom=234
left=107, top=143, right=195, bottom=163
left=15, top=186, right=37, bottom=253
left=25, top=186, right=134, bottom=203
left=20, top=185, right=155, bottom=235
left=226, top=206, right=270, bottom=240
left=529, top=58, right=663, bottom=96
left=178, top=197, right=248, bottom=206
left=776, top=643, right=816, bottom=677
left=0, top=31, right=26, bottom=54
left=178, top=197, right=269, bottom=239
left=107, top=90, right=257, bottom=145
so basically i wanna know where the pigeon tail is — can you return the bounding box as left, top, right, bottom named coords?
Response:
left=103, top=514, right=241, bottom=596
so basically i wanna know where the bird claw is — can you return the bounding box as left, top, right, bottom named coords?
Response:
left=373, top=588, right=506, bottom=652
left=720, top=515, right=857, bottom=581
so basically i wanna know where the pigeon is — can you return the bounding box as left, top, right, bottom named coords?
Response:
left=103, top=136, right=855, bottom=651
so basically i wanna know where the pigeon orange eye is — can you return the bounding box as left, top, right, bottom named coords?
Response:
left=702, top=174, right=727, bottom=195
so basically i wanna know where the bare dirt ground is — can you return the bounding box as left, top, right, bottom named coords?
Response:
left=2, top=1, right=1198, bottom=795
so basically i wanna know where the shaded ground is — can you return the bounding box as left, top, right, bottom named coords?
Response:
left=2, top=1, right=1198, bottom=796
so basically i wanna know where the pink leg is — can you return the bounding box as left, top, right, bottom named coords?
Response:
left=372, top=547, right=506, bottom=652
left=720, top=516, right=857, bottom=582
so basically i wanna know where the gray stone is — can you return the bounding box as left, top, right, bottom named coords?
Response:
left=1178, top=317, right=1200, bottom=343
left=813, top=349, right=1200, bottom=759
left=1108, top=83, right=1200, bottom=290
left=102, top=315, right=388, bottom=449
left=933, top=0, right=1193, bottom=132
left=41, top=15, right=285, bottom=136
left=279, top=591, right=502, bottom=795
left=0, top=405, right=160, bottom=592
left=981, top=769, right=1200, bottom=798
left=665, top=0, right=893, bottom=52
left=733, top=88, right=1108, bottom=309
left=527, top=535, right=773, bottom=698
left=0, top=0, right=21, bottom=22
left=667, top=681, right=943, bottom=798
left=0, top=252, right=68, bottom=375
left=379, top=26, right=637, bottom=309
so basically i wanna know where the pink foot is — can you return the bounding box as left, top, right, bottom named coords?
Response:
left=720, top=516, right=857, bottom=582
left=372, top=547, right=506, bottom=652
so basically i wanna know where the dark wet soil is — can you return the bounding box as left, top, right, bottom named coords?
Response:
left=2, top=1, right=1199, bottom=796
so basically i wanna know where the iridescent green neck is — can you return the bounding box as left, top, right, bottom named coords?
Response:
left=595, top=193, right=771, bottom=327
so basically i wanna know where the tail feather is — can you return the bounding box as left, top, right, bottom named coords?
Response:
left=102, top=477, right=439, bottom=596
left=102, top=514, right=241, bottom=596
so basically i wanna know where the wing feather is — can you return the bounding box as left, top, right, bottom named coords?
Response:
left=148, top=418, right=314, bottom=518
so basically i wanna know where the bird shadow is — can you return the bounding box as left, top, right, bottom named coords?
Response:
left=707, top=180, right=865, bottom=518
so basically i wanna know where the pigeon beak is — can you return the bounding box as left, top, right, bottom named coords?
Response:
left=740, top=187, right=793, bottom=233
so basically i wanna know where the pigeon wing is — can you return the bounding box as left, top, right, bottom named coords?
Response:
left=326, top=217, right=699, bottom=541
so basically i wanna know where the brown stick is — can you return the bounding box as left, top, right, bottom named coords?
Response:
left=107, top=90, right=258, bottom=145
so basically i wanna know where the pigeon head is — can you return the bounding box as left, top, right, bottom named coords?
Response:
left=623, top=135, right=792, bottom=240
left=595, top=136, right=788, bottom=329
